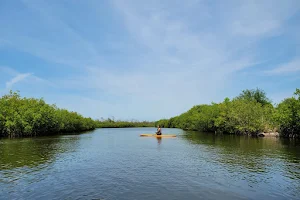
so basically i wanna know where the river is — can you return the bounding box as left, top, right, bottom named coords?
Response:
left=0, top=128, right=299, bottom=200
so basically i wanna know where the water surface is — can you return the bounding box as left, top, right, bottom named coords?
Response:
left=0, top=128, right=299, bottom=200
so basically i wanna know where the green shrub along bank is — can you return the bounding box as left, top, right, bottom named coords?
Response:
left=96, top=119, right=155, bottom=128
left=0, top=91, right=97, bottom=138
left=273, top=89, right=300, bottom=137
left=156, top=88, right=300, bottom=138
left=2, top=89, right=299, bottom=138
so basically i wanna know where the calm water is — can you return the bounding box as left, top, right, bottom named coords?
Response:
left=0, top=128, right=300, bottom=200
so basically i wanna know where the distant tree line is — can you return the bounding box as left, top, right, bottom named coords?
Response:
left=96, top=118, right=155, bottom=128
left=0, top=91, right=97, bottom=138
left=0, top=91, right=155, bottom=138
left=155, top=88, right=300, bottom=138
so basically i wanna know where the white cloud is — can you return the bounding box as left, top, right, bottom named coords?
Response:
left=229, top=0, right=300, bottom=37
left=0, top=0, right=299, bottom=120
left=0, top=0, right=102, bottom=67
left=0, top=66, right=55, bottom=90
left=6, top=73, right=32, bottom=89
left=264, top=59, right=300, bottom=75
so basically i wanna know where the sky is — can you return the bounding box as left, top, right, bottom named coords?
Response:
left=0, top=0, right=300, bottom=121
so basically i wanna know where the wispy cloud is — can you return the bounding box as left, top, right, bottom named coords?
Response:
left=111, top=0, right=298, bottom=74
left=229, top=0, right=300, bottom=37
left=0, top=0, right=102, bottom=67
left=0, top=66, right=55, bottom=90
left=264, top=59, right=300, bottom=75
left=0, top=0, right=299, bottom=120
left=6, top=73, right=32, bottom=89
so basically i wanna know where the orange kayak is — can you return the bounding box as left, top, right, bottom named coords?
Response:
left=140, top=134, right=176, bottom=138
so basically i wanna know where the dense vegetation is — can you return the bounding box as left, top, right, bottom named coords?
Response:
left=156, top=88, right=300, bottom=138
left=0, top=91, right=97, bottom=138
left=2, top=88, right=299, bottom=138
left=96, top=118, right=154, bottom=128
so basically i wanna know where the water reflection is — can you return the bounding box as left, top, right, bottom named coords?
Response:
left=279, top=138, right=300, bottom=180
left=1, top=128, right=300, bottom=200
left=184, top=131, right=299, bottom=165
left=0, top=136, right=80, bottom=170
left=182, top=131, right=300, bottom=194
left=0, top=135, right=81, bottom=186
left=156, top=137, right=162, bottom=145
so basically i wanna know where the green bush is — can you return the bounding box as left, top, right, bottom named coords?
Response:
left=273, top=90, right=300, bottom=137
left=0, top=91, right=97, bottom=137
left=156, top=88, right=300, bottom=137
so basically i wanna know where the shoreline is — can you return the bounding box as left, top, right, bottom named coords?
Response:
left=257, top=132, right=279, bottom=137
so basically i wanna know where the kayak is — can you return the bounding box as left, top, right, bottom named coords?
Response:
left=140, top=134, right=176, bottom=138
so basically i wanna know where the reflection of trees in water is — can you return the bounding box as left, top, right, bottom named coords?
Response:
left=0, top=135, right=81, bottom=171
left=0, top=135, right=81, bottom=185
left=182, top=131, right=300, bottom=187
left=279, top=138, right=300, bottom=180
left=183, top=132, right=268, bottom=171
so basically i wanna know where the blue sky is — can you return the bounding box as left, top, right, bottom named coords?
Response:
left=0, top=0, right=300, bottom=121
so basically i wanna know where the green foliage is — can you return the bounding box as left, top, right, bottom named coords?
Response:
left=154, top=119, right=169, bottom=128
left=214, top=99, right=273, bottom=135
left=235, top=88, right=272, bottom=106
left=156, top=88, right=300, bottom=137
left=0, top=91, right=97, bottom=138
left=96, top=119, right=154, bottom=128
left=295, top=88, right=300, bottom=99
left=159, top=104, right=220, bottom=132
left=274, top=94, right=300, bottom=138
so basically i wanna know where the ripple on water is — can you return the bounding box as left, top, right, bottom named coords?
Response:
left=0, top=129, right=300, bottom=200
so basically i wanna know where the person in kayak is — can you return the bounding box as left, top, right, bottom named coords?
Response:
left=156, top=125, right=162, bottom=135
